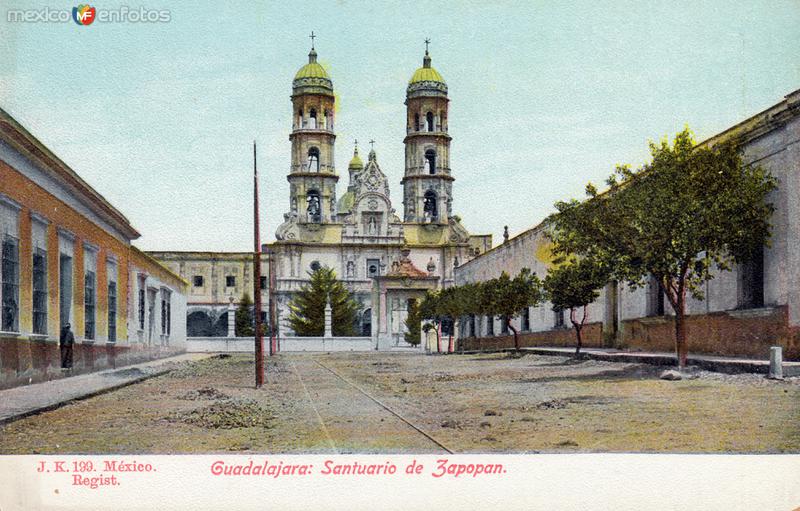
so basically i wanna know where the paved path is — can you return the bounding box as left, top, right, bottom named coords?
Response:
left=0, top=353, right=213, bottom=424
left=519, top=346, right=800, bottom=376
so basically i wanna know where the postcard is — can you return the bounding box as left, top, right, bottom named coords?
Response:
left=0, top=1, right=799, bottom=510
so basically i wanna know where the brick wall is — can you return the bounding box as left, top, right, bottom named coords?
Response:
left=459, top=307, right=800, bottom=361
left=458, top=322, right=604, bottom=351
left=621, top=306, right=799, bottom=360
left=0, top=335, right=183, bottom=390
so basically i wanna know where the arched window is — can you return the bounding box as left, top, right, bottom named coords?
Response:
left=414, top=113, right=420, bottom=132
left=426, top=111, right=434, bottom=132
left=307, top=147, right=320, bottom=172
left=297, top=109, right=303, bottom=128
left=306, top=190, right=321, bottom=222
left=423, top=190, right=438, bottom=221
left=323, top=109, right=330, bottom=129
left=425, top=149, right=436, bottom=174
left=309, top=108, right=317, bottom=129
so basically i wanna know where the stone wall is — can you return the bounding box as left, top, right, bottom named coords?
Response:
left=187, top=336, right=375, bottom=353
left=0, top=336, right=184, bottom=390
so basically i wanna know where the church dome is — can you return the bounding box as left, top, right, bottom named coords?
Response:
left=337, top=190, right=355, bottom=215
left=409, top=57, right=445, bottom=85
left=295, top=50, right=330, bottom=80
left=348, top=147, right=363, bottom=170
left=293, top=48, right=333, bottom=95
left=407, top=50, right=447, bottom=95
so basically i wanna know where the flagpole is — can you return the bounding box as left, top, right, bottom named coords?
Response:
left=253, top=140, right=265, bottom=388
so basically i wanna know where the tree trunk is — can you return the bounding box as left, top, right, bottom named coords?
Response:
left=508, top=320, right=520, bottom=352
left=674, top=295, right=687, bottom=369
left=660, top=270, right=689, bottom=369
left=448, top=330, right=454, bottom=354
left=570, top=307, right=586, bottom=357
left=436, top=321, right=442, bottom=354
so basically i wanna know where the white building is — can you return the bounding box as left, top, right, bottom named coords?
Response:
left=454, top=88, right=800, bottom=360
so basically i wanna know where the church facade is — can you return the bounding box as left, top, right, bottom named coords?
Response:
left=268, top=44, right=490, bottom=347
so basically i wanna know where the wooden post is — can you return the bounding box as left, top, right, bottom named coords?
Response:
left=253, top=141, right=264, bottom=388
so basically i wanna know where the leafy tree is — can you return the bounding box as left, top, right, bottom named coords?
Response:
left=287, top=267, right=360, bottom=337
left=435, top=286, right=468, bottom=353
left=404, top=298, right=422, bottom=346
left=418, top=290, right=442, bottom=353
left=550, top=128, right=776, bottom=368
left=481, top=268, right=543, bottom=351
left=235, top=293, right=254, bottom=337
left=543, top=258, right=608, bottom=356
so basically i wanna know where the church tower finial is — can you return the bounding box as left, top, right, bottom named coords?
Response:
left=308, top=31, right=318, bottom=62
left=423, top=38, right=431, bottom=68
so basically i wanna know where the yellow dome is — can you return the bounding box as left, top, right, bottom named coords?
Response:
left=337, top=190, right=355, bottom=214
left=349, top=148, right=363, bottom=169
left=293, top=48, right=333, bottom=94
left=409, top=52, right=445, bottom=84
left=409, top=65, right=444, bottom=84
left=295, top=61, right=329, bottom=80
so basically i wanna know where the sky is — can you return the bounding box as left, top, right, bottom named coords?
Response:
left=1, top=1, right=799, bottom=251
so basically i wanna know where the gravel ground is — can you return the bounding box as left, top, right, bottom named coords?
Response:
left=0, top=352, right=797, bottom=454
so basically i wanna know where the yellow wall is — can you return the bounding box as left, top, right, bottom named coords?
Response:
left=18, top=207, right=32, bottom=332
left=0, top=159, right=182, bottom=343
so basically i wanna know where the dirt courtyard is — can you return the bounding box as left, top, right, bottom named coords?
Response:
left=1, top=352, right=798, bottom=454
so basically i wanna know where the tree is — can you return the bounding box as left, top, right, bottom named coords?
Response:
left=543, top=258, right=608, bottom=356
left=235, top=293, right=255, bottom=337
left=418, top=290, right=443, bottom=353
left=435, top=286, right=467, bottom=353
left=287, top=267, right=360, bottom=337
left=550, top=128, right=776, bottom=368
left=481, top=268, right=543, bottom=351
left=404, top=298, right=422, bottom=346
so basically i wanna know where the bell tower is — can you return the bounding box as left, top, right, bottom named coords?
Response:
left=402, top=40, right=453, bottom=224
left=287, top=34, right=338, bottom=224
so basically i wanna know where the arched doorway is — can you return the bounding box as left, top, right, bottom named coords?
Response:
left=187, top=310, right=212, bottom=337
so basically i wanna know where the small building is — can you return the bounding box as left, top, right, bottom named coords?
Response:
left=145, top=251, right=269, bottom=337
left=0, top=108, right=188, bottom=389
left=454, top=88, right=800, bottom=360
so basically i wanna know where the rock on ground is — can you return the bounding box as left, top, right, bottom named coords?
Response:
left=660, top=370, right=682, bottom=381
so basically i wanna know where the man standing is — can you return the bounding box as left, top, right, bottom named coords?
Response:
left=60, top=323, right=74, bottom=370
